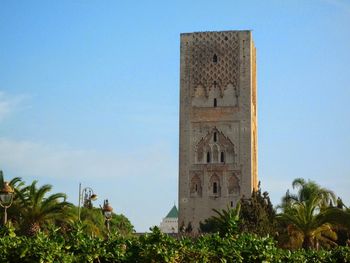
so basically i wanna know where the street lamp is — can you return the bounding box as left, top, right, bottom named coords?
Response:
left=101, top=199, right=113, bottom=233
left=0, top=182, right=14, bottom=225
left=82, top=187, right=98, bottom=208
left=78, top=183, right=98, bottom=221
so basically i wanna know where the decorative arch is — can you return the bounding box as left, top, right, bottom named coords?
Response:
left=190, top=174, right=202, bottom=196
left=228, top=175, right=240, bottom=195
left=195, top=128, right=235, bottom=165
left=209, top=174, right=221, bottom=196
left=193, top=84, right=207, bottom=98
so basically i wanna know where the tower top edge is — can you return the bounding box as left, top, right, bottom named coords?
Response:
left=180, top=30, right=252, bottom=36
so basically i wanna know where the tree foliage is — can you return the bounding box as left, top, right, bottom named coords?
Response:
left=0, top=171, right=134, bottom=237
left=200, top=203, right=240, bottom=237
left=277, top=178, right=350, bottom=249
left=0, top=225, right=350, bottom=262
left=200, top=183, right=278, bottom=238
left=78, top=207, right=134, bottom=237
left=1, top=170, right=350, bottom=261
left=15, top=180, right=73, bottom=236
left=239, top=182, right=277, bottom=237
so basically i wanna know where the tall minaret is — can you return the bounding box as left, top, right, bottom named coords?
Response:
left=179, top=30, right=258, bottom=232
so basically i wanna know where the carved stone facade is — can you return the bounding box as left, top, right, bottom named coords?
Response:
left=179, top=31, right=258, bottom=232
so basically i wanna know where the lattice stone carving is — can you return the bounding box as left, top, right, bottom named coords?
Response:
left=188, top=32, right=239, bottom=97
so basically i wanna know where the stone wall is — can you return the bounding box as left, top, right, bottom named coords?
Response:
left=179, top=31, right=258, bottom=232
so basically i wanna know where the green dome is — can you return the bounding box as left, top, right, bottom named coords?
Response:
left=165, top=205, right=178, bottom=218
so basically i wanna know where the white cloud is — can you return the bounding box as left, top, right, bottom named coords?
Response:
left=0, top=137, right=176, bottom=181
left=0, top=91, right=26, bottom=122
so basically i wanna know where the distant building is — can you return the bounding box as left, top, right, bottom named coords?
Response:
left=159, top=205, right=178, bottom=233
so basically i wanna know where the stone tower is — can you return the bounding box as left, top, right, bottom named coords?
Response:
left=179, top=30, right=258, bottom=232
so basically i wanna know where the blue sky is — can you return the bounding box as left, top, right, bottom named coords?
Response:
left=1, top=0, right=350, bottom=231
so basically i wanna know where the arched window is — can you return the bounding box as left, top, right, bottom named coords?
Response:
left=210, top=174, right=220, bottom=196
left=190, top=174, right=202, bottom=196
left=207, top=152, right=211, bottom=163
left=190, top=175, right=202, bottom=196
left=213, top=132, right=217, bottom=142
left=213, top=54, right=218, bottom=63
left=214, top=98, right=217, bottom=107
left=213, top=182, right=218, bottom=194
left=220, top=152, right=225, bottom=163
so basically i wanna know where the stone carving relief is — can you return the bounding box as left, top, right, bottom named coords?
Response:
left=209, top=173, right=221, bottom=197
left=187, top=32, right=240, bottom=107
left=190, top=173, right=202, bottom=197
left=195, top=128, right=235, bottom=165
left=228, top=173, right=240, bottom=195
left=212, top=144, right=219, bottom=162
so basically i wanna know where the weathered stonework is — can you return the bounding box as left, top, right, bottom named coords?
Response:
left=179, top=30, right=258, bottom=232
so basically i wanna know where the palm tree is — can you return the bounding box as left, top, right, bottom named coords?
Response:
left=200, top=203, right=240, bottom=237
left=285, top=178, right=336, bottom=208
left=0, top=170, right=23, bottom=191
left=16, top=180, right=73, bottom=236
left=277, top=178, right=350, bottom=249
left=213, top=204, right=241, bottom=237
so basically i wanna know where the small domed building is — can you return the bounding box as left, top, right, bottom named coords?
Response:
left=159, top=205, right=178, bottom=234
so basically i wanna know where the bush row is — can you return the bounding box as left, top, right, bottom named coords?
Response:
left=0, top=226, right=350, bottom=263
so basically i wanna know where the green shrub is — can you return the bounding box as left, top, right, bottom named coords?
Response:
left=0, top=225, right=349, bottom=262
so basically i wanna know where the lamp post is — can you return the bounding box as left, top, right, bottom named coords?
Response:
left=101, top=199, right=113, bottom=233
left=78, top=183, right=98, bottom=221
left=0, top=182, right=14, bottom=225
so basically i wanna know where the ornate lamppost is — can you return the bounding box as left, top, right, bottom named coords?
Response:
left=0, top=182, right=14, bottom=225
left=78, top=183, right=98, bottom=221
left=101, top=199, right=113, bottom=233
